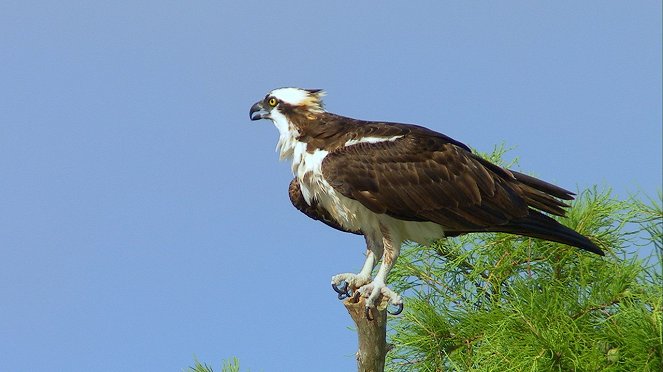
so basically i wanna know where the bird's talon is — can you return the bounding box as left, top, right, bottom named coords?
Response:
left=332, top=281, right=347, bottom=295
left=388, top=302, right=404, bottom=316
left=346, top=287, right=354, bottom=298
left=332, top=281, right=346, bottom=294
left=332, top=282, right=352, bottom=300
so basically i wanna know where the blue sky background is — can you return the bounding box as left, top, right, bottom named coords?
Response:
left=1, top=1, right=660, bottom=371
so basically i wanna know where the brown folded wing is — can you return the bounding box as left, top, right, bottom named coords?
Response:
left=321, top=135, right=560, bottom=232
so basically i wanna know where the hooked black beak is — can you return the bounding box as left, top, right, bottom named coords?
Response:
left=249, top=101, right=269, bottom=121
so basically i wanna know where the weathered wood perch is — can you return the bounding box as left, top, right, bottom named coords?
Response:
left=343, top=293, right=389, bottom=372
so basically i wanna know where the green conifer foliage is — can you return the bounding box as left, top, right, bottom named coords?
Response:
left=386, top=150, right=662, bottom=371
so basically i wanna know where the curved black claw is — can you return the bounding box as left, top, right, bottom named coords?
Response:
left=387, top=303, right=404, bottom=316
left=332, top=281, right=347, bottom=295
left=332, top=282, right=351, bottom=300
left=365, top=306, right=374, bottom=321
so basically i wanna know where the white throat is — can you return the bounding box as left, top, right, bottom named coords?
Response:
left=269, top=109, right=300, bottom=161
left=268, top=108, right=326, bottom=205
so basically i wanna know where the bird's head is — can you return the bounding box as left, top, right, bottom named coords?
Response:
left=249, top=87, right=326, bottom=122
left=250, top=87, right=327, bottom=160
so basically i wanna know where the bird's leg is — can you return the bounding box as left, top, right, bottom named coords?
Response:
left=358, top=227, right=403, bottom=318
left=331, top=249, right=377, bottom=299
left=331, top=235, right=383, bottom=299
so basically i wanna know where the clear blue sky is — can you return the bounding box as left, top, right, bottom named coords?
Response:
left=1, top=1, right=660, bottom=371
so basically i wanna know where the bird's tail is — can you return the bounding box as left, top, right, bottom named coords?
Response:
left=510, top=170, right=574, bottom=217
left=493, top=209, right=604, bottom=256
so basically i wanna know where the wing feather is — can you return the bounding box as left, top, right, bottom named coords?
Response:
left=288, top=178, right=361, bottom=235
left=321, top=135, right=529, bottom=231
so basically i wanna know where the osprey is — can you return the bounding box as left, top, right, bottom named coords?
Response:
left=249, top=87, right=603, bottom=317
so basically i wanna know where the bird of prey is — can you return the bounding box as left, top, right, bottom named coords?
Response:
left=249, top=87, right=603, bottom=317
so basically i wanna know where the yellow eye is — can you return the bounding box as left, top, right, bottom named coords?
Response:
left=268, top=98, right=278, bottom=107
